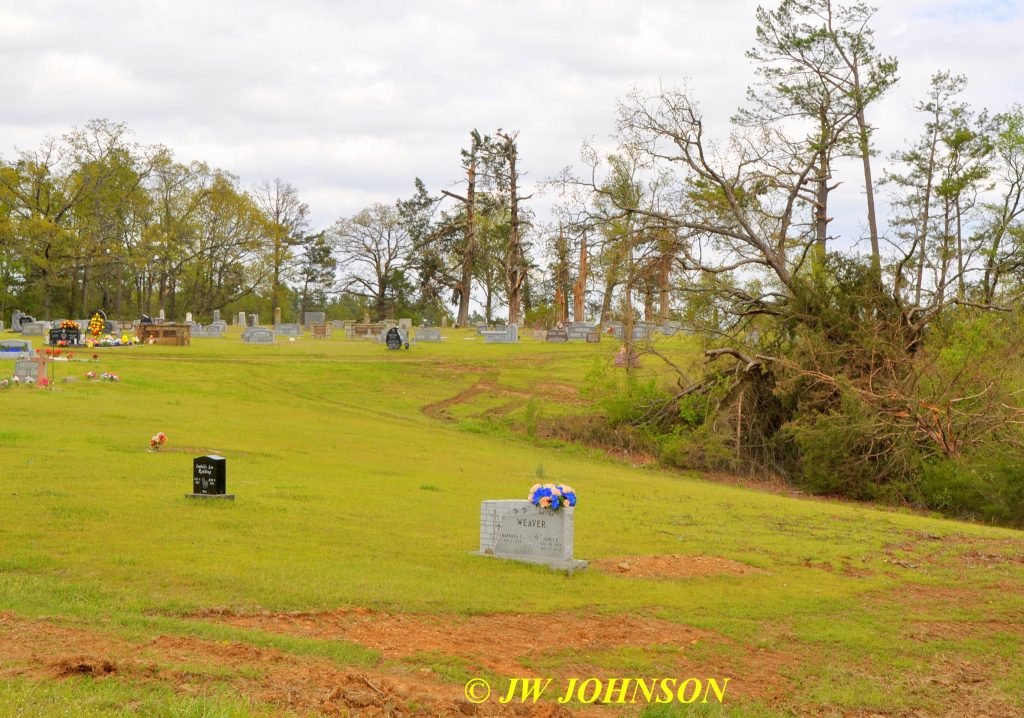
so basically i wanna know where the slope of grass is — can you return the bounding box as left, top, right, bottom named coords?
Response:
left=1, top=327, right=1021, bottom=716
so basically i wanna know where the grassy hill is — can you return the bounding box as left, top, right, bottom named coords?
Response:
left=0, top=328, right=1021, bottom=717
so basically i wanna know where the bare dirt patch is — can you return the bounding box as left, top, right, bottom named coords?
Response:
left=422, top=375, right=532, bottom=421
left=590, top=555, right=768, bottom=580
left=51, top=656, right=118, bottom=677
left=197, top=607, right=795, bottom=700
left=201, top=608, right=711, bottom=677
left=0, top=613, right=582, bottom=717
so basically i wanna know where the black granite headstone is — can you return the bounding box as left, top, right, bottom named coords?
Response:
left=546, top=329, right=569, bottom=343
left=188, top=455, right=234, bottom=500
left=49, top=327, right=81, bottom=346
left=385, top=327, right=403, bottom=350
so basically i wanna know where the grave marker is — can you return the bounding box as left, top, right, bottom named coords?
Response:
left=187, top=455, right=234, bottom=500
left=303, top=311, right=326, bottom=328
left=0, top=339, right=34, bottom=359
left=481, top=324, right=518, bottom=343
left=241, top=327, right=274, bottom=344
left=477, top=500, right=586, bottom=571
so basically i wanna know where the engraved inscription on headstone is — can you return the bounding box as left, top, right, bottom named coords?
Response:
left=477, top=499, right=586, bottom=571
left=187, top=455, right=234, bottom=500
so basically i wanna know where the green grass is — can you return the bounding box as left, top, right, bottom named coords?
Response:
left=1, top=327, right=1022, bottom=716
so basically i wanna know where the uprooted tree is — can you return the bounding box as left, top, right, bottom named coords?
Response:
left=559, top=0, right=1024, bottom=520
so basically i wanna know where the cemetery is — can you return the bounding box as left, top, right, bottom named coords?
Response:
left=1, top=319, right=1020, bottom=717
left=1, top=2, right=1021, bottom=712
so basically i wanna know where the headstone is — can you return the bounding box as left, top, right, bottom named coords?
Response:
left=48, top=325, right=81, bottom=346
left=586, top=332, right=601, bottom=343
left=137, top=323, right=191, bottom=346
left=274, top=323, right=302, bottom=337
left=241, top=327, right=274, bottom=344
left=441, top=316, right=448, bottom=328
left=566, top=322, right=598, bottom=341
left=210, top=320, right=228, bottom=332
left=304, top=311, right=326, bottom=328
left=10, top=310, right=24, bottom=333
left=273, top=307, right=282, bottom=326
left=658, top=320, right=682, bottom=336
left=0, top=339, right=34, bottom=359
left=21, top=321, right=48, bottom=336
left=185, top=312, right=193, bottom=323
left=14, top=357, right=46, bottom=382
left=416, top=327, right=442, bottom=342
left=213, top=309, right=221, bottom=323
left=614, top=347, right=642, bottom=368
left=330, top=320, right=347, bottom=330
left=247, top=313, right=258, bottom=327
left=481, top=324, right=518, bottom=343
left=238, top=311, right=246, bottom=326
left=312, top=323, right=328, bottom=339
left=0, top=320, right=3, bottom=332
left=191, top=323, right=225, bottom=338
left=546, top=329, right=568, bottom=343
left=477, top=500, right=586, bottom=571
left=158, top=309, right=165, bottom=322
left=384, top=327, right=406, bottom=350
left=398, top=317, right=412, bottom=331
left=187, top=455, right=234, bottom=500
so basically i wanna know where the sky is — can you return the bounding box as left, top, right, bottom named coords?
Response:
left=1, top=0, right=1023, bottom=247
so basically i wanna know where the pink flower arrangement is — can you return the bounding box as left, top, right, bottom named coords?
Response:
left=149, top=432, right=167, bottom=450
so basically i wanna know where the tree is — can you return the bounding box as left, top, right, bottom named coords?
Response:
left=979, top=106, right=1024, bottom=302
left=493, top=130, right=531, bottom=325
left=331, top=203, right=410, bottom=320
left=254, top=178, right=309, bottom=320
left=887, top=72, right=991, bottom=306
left=744, top=1, right=897, bottom=275
left=440, top=131, right=486, bottom=327
left=296, top=232, right=337, bottom=319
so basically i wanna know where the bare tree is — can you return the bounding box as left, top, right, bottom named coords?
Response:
left=253, top=178, right=309, bottom=319
left=331, top=203, right=410, bottom=320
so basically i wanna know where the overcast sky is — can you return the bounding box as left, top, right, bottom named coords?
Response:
left=2, top=0, right=1022, bottom=244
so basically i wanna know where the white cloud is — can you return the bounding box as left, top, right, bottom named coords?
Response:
left=0, top=0, right=1021, bottom=241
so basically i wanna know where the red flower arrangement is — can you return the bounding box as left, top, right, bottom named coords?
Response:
left=149, top=432, right=168, bottom=450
